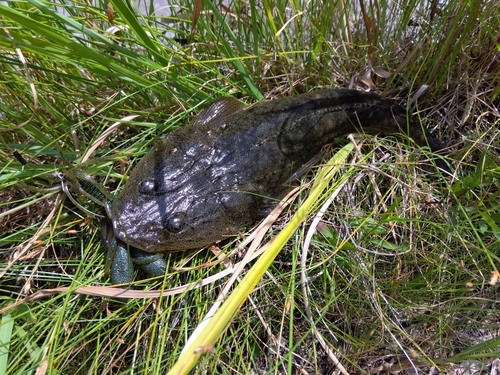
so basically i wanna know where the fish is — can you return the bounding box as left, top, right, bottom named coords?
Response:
left=110, top=89, right=447, bottom=254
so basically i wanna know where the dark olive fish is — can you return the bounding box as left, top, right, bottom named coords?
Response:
left=111, top=89, right=445, bottom=254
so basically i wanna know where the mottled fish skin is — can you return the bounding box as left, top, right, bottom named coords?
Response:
left=111, top=89, right=445, bottom=253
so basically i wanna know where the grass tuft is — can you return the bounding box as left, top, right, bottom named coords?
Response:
left=1, top=0, right=499, bottom=374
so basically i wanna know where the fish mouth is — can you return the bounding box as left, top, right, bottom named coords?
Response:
left=111, top=220, right=162, bottom=253
left=109, top=193, right=168, bottom=252
left=110, top=208, right=163, bottom=253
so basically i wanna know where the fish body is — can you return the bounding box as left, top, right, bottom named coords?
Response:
left=111, top=89, right=444, bottom=253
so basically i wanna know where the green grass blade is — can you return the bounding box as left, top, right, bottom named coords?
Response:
left=109, top=0, right=170, bottom=66
left=204, top=0, right=263, bottom=99
left=0, top=314, right=14, bottom=373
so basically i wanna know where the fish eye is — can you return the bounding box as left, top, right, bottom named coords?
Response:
left=164, top=212, right=185, bottom=233
left=139, top=178, right=159, bottom=194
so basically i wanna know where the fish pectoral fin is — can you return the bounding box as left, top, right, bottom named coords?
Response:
left=257, top=199, right=280, bottom=218
left=284, top=154, right=323, bottom=185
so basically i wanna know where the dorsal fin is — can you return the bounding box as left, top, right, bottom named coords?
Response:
left=191, top=97, right=245, bottom=128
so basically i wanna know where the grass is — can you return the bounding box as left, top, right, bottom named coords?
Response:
left=1, top=0, right=500, bottom=374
